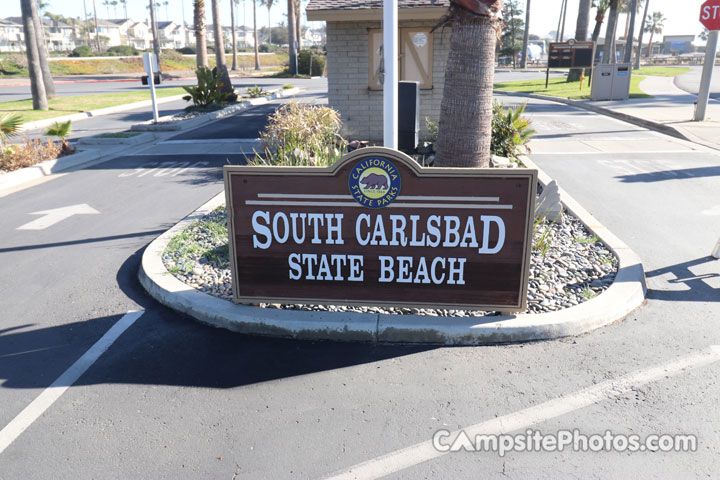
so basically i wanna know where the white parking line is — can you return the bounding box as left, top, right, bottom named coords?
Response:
left=0, top=310, right=144, bottom=455
left=324, top=345, right=720, bottom=480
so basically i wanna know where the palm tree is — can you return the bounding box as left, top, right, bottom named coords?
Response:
left=519, top=0, right=530, bottom=69
left=230, top=0, right=238, bottom=70
left=590, top=0, right=610, bottom=43
left=287, top=0, right=296, bottom=74
left=193, top=0, right=208, bottom=67
left=644, top=11, right=665, bottom=57
left=0, top=114, right=22, bottom=150
left=435, top=0, right=501, bottom=168
left=210, top=0, right=236, bottom=98
left=32, top=0, right=56, bottom=98
left=253, top=0, right=260, bottom=70
left=601, top=0, right=619, bottom=63
left=20, top=0, right=48, bottom=110
left=111, top=0, right=119, bottom=18
left=260, top=0, right=274, bottom=45
left=163, top=0, right=169, bottom=20
left=102, top=0, right=111, bottom=17
left=294, top=0, right=302, bottom=50
left=120, top=0, right=128, bottom=18
left=45, top=120, right=73, bottom=155
left=568, top=0, right=591, bottom=81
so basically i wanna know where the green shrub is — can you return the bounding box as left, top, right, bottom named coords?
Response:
left=490, top=101, right=535, bottom=160
left=256, top=103, right=346, bottom=167
left=182, top=66, right=231, bottom=108
left=297, top=50, right=325, bottom=76
left=246, top=85, right=267, bottom=98
left=69, top=45, right=94, bottom=57
left=105, top=45, right=139, bottom=56
left=176, top=46, right=195, bottom=55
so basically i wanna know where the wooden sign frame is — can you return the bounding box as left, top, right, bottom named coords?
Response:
left=224, top=148, right=537, bottom=312
left=546, top=40, right=596, bottom=88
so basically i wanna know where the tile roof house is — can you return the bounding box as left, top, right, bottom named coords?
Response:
left=307, top=0, right=452, bottom=144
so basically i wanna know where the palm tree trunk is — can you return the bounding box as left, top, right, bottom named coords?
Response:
left=646, top=30, right=653, bottom=57
left=211, top=0, right=235, bottom=98
left=435, top=4, right=499, bottom=168
left=287, top=0, right=297, bottom=74
left=591, top=8, right=606, bottom=43
left=253, top=0, right=260, bottom=70
left=230, top=0, right=238, bottom=70
left=267, top=7, right=271, bottom=44
left=295, top=0, right=301, bottom=50
left=31, top=0, right=56, bottom=98
left=20, top=0, right=48, bottom=110
left=601, top=0, right=619, bottom=63
left=634, top=0, right=649, bottom=68
left=519, top=0, right=530, bottom=69
left=568, top=0, right=591, bottom=81
left=194, top=0, right=208, bottom=67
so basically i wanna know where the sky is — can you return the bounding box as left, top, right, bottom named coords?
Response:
left=3, top=0, right=708, bottom=42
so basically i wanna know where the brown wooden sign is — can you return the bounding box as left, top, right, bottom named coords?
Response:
left=223, top=148, right=537, bottom=311
left=547, top=41, right=595, bottom=69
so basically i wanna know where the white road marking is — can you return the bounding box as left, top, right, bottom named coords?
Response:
left=159, top=138, right=261, bottom=144
left=324, top=345, right=720, bottom=480
left=17, top=204, right=100, bottom=231
left=118, top=161, right=212, bottom=178
left=0, top=310, right=144, bottom=455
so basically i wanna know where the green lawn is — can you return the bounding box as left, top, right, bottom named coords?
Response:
left=1, top=87, right=187, bottom=124
left=494, top=76, right=651, bottom=100
left=632, top=66, right=692, bottom=77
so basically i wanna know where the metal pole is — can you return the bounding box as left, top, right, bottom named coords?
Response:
left=623, top=0, right=638, bottom=64
left=383, top=0, right=398, bottom=149
left=712, top=236, right=720, bottom=258
left=146, top=54, right=159, bottom=123
left=694, top=30, right=718, bottom=122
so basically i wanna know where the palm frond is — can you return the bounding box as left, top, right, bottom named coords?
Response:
left=44, top=120, right=73, bottom=140
left=0, top=113, right=23, bottom=142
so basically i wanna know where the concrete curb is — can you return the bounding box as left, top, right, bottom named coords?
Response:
left=0, top=145, right=129, bottom=192
left=493, top=89, right=702, bottom=143
left=130, top=87, right=301, bottom=132
left=138, top=163, right=647, bottom=345
left=78, top=132, right=156, bottom=146
left=20, top=94, right=187, bottom=132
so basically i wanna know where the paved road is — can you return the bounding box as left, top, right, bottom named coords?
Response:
left=15, top=78, right=327, bottom=143
left=1, top=90, right=719, bottom=478
left=674, top=65, right=720, bottom=98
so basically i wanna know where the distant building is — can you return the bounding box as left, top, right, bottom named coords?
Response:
left=0, top=18, right=23, bottom=52
left=303, top=28, right=325, bottom=46
left=662, top=35, right=695, bottom=55
left=4, top=16, right=76, bottom=52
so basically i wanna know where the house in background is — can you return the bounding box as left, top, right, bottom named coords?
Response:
left=157, top=21, right=187, bottom=49
left=307, top=0, right=451, bottom=144
left=0, top=18, right=24, bottom=52
left=127, top=21, right=152, bottom=49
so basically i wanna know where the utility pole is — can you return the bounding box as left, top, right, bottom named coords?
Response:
left=559, top=0, right=568, bottom=41
left=287, top=0, right=297, bottom=74
left=623, top=0, right=638, bottom=63
left=556, top=0, right=567, bottom=41
left=694, top=30, right=718, bottom=121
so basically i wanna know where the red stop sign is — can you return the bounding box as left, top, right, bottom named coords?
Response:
left=700, top=0, right=720, bottom=30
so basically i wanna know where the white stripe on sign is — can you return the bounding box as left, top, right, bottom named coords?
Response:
left=245, top=201, right=513, bottom=210
left=257, top=194, right=501, bottom=203
left=0, top=310, right=144, bottom=455
left=324, top=345, right=720, bottom=480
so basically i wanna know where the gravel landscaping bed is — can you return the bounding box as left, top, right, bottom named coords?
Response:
left=162, top=203, right=618, bottom=317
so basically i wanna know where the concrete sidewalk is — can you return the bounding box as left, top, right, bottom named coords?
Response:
left=581, top=75, right=720, bottom=150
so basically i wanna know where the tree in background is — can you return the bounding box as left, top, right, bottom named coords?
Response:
left=120, top=0, right=128, bottom=18
left=590, top=0, right=610, bottom=43
left=194, top=0, right=208, bottom=67
left=500, top=0, right=524, bottom=68
left=287, top=0, right=297, bottom=74
left=20, top=0, right=47, bottom=110
left=102, top=0, right=111, bottom=17
left=568, top=0, right=591, bottom=81
left=260, top=0, right=274, bottom=44
left=619, top=0, right=643, bottom=41
left=644, top=10, right=665, bottom=57
left=435, top=0, right=502, bottom=168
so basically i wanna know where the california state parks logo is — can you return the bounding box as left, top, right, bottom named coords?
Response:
left=349, top=157, right=401, bottom=208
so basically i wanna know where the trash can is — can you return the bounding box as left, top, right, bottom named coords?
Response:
left=591, top=63, right=631, bottom=101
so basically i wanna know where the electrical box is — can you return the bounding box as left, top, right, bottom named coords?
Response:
left=591, top=63, right=631, bottom=101
left=398, top=81, right=420, bottom=153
